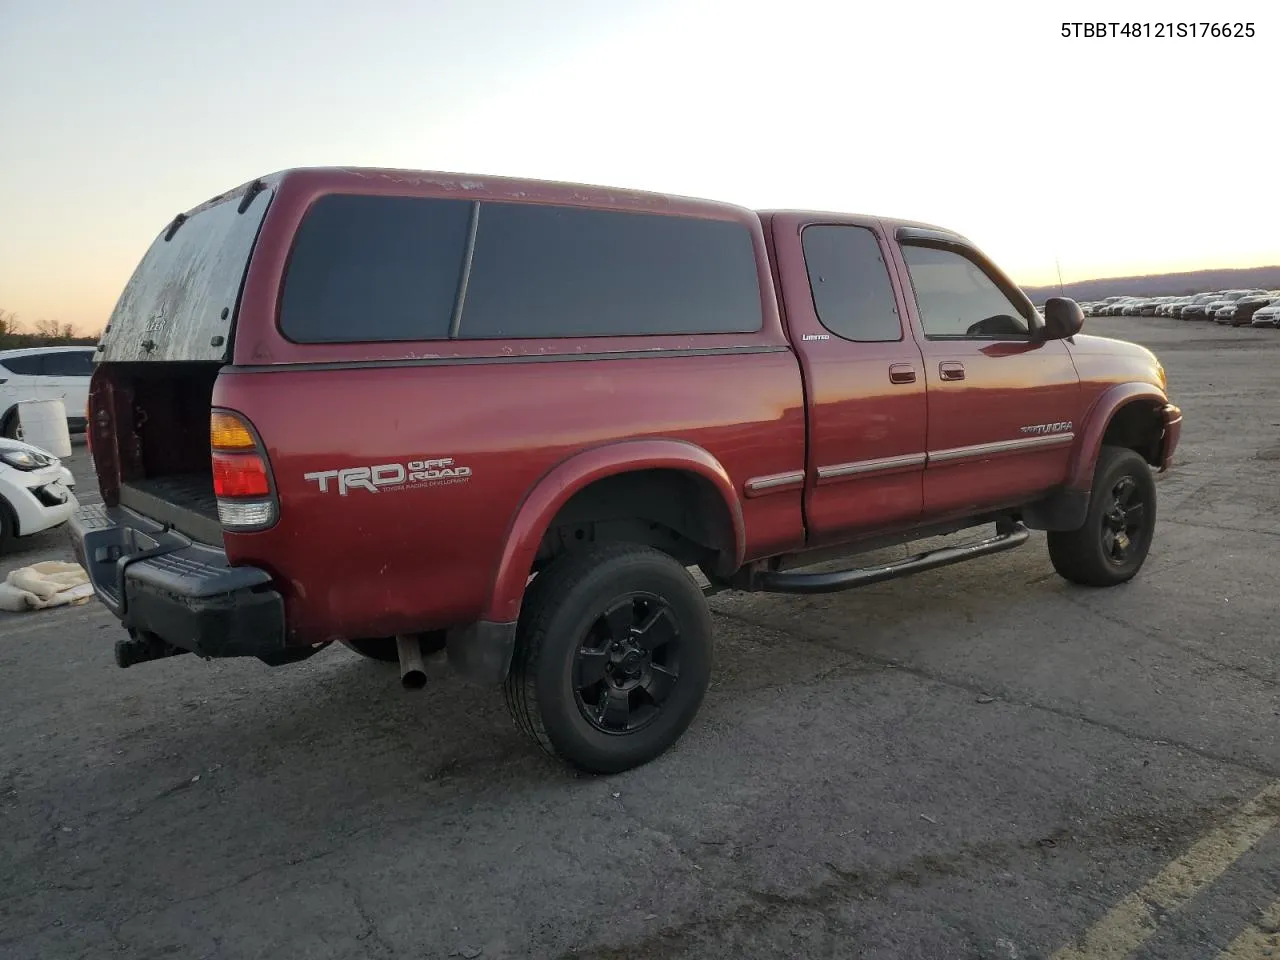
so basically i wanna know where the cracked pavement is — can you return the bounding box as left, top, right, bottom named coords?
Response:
left=1, top=316, right=1277, bottom=959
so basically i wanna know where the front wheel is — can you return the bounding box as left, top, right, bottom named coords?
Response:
left=504, top=542, right=714, bottom=774
left=1048, top=445, right=1157, bottom=587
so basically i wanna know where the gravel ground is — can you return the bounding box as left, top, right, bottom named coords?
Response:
left=1, top=316, right=1277, bottom=960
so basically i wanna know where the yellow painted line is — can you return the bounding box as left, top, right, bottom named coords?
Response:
left=1051, top=782, right=1280, bottom=960
left=1217, top=899, right=1280, bottom=959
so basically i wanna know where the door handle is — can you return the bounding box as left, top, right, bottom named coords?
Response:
left=888, top=363, right=917, bottom=384
left=939, top=361, right=966, bottom=382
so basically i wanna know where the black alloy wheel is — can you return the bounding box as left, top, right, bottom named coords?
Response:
left=573, top=593, right=682, bottom=735
left=505, top=542, right=713, bottom=774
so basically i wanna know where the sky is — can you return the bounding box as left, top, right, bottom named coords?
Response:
left=1, top=0, right=1275, bottom=334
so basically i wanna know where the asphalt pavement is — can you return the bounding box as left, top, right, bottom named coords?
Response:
left=1, top=316, right=1277, bottom=960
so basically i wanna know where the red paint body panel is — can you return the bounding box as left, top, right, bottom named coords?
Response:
left=764, top=213, right=929, bottom=544
left=879, top=223, right=1087, bottom=514
left=917, top=338, right=1083, bottom=512
left=216, top=351, right=806, bottom=643
left=1062, top=334, right=1173, bottom=488
left=232, top=168, right=789, bottom=369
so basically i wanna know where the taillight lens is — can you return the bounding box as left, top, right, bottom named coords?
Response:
left=212, top=452, right=269, bottom=497
left=210, top=410, right=276, bottom=531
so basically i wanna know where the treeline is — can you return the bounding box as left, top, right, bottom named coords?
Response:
left=0, top=310, right=101, bottom=350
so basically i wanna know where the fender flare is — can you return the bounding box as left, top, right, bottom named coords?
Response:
left=1066, top=382, right=1169, bottom=489
left=481, top=438, right=746, bottom=624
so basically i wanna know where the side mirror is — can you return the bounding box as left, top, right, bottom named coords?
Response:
left=1038, top=297, right=1084, bottom=341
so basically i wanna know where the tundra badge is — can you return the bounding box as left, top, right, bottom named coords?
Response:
left=1020, top=421, right=1073, bottom=436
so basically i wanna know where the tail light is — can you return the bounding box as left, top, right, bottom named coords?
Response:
left=210, top=410, right=277, bottom=531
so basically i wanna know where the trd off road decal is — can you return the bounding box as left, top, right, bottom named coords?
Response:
left=304, top=458, right=473, bottom=496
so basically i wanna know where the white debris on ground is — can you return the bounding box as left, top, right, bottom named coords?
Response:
left=0, top=561, right=93, bottom=613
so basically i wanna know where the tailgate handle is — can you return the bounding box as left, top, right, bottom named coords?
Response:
left=939, top=361, right=966, bottom=381
left=888, top=364, right=917, bottom=384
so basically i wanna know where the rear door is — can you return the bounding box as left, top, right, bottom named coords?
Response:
left=887, top=231, right=1082, bottom=517
left=35, top=349, right=95, bottom=420
left=768, top=214, right=927, bottom=545
left=0, top=354, right=44, bottom=426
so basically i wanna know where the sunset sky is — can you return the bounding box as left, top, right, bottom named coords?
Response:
left=1, top=0, right=1274, bottom=335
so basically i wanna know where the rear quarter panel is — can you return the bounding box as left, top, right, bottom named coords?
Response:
left=216, top=354, right=805, bottom=644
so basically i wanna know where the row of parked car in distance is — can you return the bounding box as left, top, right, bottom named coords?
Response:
left=1075, top=291, right=1280, bottom=327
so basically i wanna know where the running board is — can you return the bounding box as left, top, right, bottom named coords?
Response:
left=755, top=523, right=1031, bottom=595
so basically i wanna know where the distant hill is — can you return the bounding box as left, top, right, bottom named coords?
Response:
left=1022, top=266, right=1280, bottom=303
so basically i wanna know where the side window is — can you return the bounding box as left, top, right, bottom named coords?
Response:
left=280, top=195, right=472, bottom=343
left=900, top=244, right=1032, bottom=339
left=0, top=354, right=45, bottom=375
left=801, top=225, right=901, bottom=342
left=458, top=203, right=762, bottom=338
left=41, top=351, right=95, bottom=376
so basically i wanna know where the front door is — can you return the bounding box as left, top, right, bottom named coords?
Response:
left=889, top=238, right=1083, bottom=517
left=772, top=216, right=928, bottom=545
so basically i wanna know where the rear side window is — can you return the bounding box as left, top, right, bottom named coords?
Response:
left=0, top=354, right=44, bottom=375
left=41, top=351, right=95, bottom=376
left=280, top=195, right=472, bottom=343
left=801, top=225, right=901, bottom=342
left=458, top=203, right=762, bottom=338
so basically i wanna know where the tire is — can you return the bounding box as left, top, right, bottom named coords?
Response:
left=341, top=632, right=446, bottom=663
left=1048, top=445, right=1157, bottom=587
left=504, top=542, right=714, bottom=774
left=1, top=412, right=20, bottom=440
left=0, top=497, right=14, bottom=552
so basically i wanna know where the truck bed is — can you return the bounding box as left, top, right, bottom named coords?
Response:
left=119, top=473, right=221, bottom=545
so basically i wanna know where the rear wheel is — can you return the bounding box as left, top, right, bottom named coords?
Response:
left=504, top=542, right=713, bottom=774
left=1048, top=445, right=1157, bottom=587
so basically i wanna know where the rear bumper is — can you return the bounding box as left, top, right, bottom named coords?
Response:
left=70, top=502, right=288, bottom=662
left=1160, top=403, right=1182, bottom=471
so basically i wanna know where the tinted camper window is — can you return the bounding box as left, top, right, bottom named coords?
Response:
left=280, top=195, right=472, bottom=343
left=458, top=203, right=763, bottom=338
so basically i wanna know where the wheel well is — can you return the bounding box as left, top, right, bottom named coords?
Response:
left=1101, top=400, right=1164, bottom=466
left=534, top=469, right=736, bottom=574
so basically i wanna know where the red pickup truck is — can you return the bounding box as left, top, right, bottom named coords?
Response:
left=73, top=167, right=1182, bottom=773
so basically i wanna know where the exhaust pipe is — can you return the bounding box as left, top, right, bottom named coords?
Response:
left=395, top=634, right=427, bottom=689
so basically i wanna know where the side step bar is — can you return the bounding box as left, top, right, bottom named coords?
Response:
left=756, top=522, right=1030, bottom=595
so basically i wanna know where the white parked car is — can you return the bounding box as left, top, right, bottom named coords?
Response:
left=0, top=346, right=97, bottom=439
left=1251, top=303, right=1280, bottom=328
left=0, top=437, right=78, bottom=549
